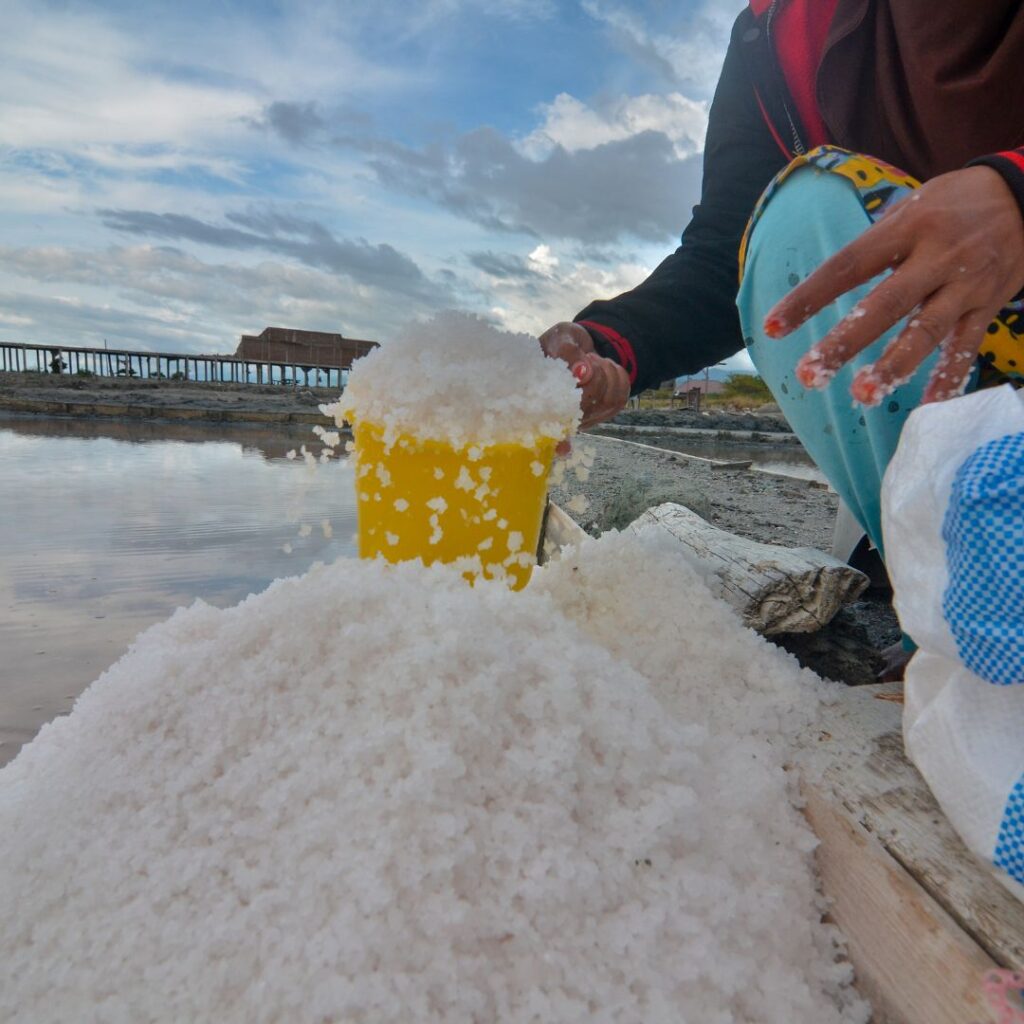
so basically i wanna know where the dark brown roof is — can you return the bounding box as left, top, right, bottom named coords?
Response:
left=235, top=327, right=378, bottom=368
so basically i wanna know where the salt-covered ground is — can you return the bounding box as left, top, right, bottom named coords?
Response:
left=0, top=532, right=868, bottom=1023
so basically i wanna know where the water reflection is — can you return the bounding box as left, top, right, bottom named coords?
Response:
left=0, top=415, right=356, bottom=765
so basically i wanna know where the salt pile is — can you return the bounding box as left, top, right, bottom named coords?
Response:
left=0, top=531, right=867, bottom=1023
left=329, top=310, right=582, bottom=449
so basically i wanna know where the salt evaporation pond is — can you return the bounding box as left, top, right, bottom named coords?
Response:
left=0, top=416, right=355, bottom=764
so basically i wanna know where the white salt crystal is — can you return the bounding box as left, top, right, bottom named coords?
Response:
left=281, top=542, right=293, bottom=554
left=567, top=494, right=590, bottom=514
left=312, top=427, right=341, bottom=448
left=454, top=466, right=474, bottom=491
left=297, top=524, right=312, bottom=538
left=530, top=461, right=545, bottom=477
left=433, top=467, right=445, bottom=480
left=386, top=532, right=399, bottom=546
left=425, top=497, right=447, bottom=514
left=0, top=535, right=867, bottom=1024
left=286, top=449, right=297, bottom=461
left=334, top=311, right=580, bottom=449
left=507, top=531, right=523, bottom=553
left=320, top=519, right=333, bottom=539
left=394, top=498, right=410, bottom=513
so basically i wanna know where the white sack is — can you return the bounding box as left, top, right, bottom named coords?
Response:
left=883, top=384, right=1024, bottom=900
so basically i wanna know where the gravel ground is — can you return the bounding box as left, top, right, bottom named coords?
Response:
left=551, top=434, right=900, bottom=685
left=550, top=434, right=836, bottom=549
left=612, top=406, right=794, bottom=433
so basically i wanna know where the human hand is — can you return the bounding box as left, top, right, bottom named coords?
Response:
left=539, top=322, right=631, bottom=430
left=764, top=166, right=1024, bottom=405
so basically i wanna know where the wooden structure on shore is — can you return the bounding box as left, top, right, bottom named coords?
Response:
left=0, top=338, right=374, bottom=390
left=235, top=327, right=376, bottom=369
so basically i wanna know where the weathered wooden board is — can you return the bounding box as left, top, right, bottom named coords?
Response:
left=630, top=502, right=868, bottom=634
left=538, top=501, right=588, bottom=564
left=798, top=683, right=1024, bottom=973
left=803, top=785, right=997, bottom=1024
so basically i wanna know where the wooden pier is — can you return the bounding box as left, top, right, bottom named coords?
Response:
left=0, top=341, right=351, bottom=390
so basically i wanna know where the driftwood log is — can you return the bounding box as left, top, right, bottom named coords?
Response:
left=629, top=502, right=868, bottom=635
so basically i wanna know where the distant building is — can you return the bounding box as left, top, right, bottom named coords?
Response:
left=674, top=378, right=725, bottom=396
left=235, top=327, right=377, bottom=368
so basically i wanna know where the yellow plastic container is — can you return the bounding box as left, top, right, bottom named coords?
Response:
left=352, top=422, right=557, bottom=590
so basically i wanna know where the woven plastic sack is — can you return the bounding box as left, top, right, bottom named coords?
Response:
left=882, top=384, right=1024, bottom=901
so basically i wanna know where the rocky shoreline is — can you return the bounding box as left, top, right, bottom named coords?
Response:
left=0, top=372, right=335, bottom=424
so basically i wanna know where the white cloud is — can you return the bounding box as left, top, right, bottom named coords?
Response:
left=363, top=126, right=702, bottom=243
left=519, top=91, right=709, bottom=159
left=0, top=0, right=414, bottom=187
left=468, top=242, right=654, bottom=336
left=581, top=0, right=742, bottom=99
left=527, top=244, right=560, bottom=275
left=0, top=244, right=459, bottom=351
left=0, top=5, right=256, bottom=158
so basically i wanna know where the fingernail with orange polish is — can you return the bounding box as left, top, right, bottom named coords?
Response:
left=795, top=349, right=835, bottom=389
left=851, top=366, right=886, bottom=407
left=763, top=312, right=789, bottom=339
left=571, top=362, right=590, bottom=383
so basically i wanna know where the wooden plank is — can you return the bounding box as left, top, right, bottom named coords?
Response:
left=539, top=501, right=588, bottom=563
left=799, top=683, right=1024, bottom=970
left=803, top=783, right=997, bottom=1024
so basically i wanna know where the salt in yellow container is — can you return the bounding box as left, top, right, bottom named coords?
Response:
left=352, top=422, right=557, bottom=590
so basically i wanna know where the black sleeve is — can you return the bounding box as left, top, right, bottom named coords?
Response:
left=574, top=10, right=788, bottom=393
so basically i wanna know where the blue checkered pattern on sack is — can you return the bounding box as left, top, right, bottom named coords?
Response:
left=994, top=775, right=1024, bottom=884
left=942, top=431, right=1024, bottom=685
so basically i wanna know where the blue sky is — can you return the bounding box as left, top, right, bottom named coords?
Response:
left=0, top=0, right=752, bottom=370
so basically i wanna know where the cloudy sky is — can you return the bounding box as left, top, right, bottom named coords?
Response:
left=1, top=0, right=748, bottom=367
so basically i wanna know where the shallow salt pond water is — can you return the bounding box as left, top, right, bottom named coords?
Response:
left=638, top=436, right=829, bottom=486
left=0, top=415, right=356, bottom=765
